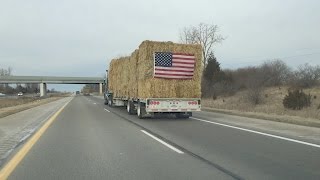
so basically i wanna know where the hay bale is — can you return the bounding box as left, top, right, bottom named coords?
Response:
left=128, top=50, right=139, bottom=98
left=108, top=40, right=202, bottom=99
left=108, top=56, right=130, bottom=98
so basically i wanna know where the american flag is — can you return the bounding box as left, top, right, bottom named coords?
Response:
left=154, top=52, right=195, bottom=79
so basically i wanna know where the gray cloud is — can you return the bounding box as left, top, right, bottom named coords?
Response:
left=1, top=0, right=319, bottom=90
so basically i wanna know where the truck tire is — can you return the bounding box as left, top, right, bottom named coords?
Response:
left=108, top=99, right=113, bottom=107
left=127, top=100, right=135, bottom=115
left=137, top=102, right=146, bottom=119
left=176, top=112, right=192, bottom=119
left=104, top=100, right=108, bottom=105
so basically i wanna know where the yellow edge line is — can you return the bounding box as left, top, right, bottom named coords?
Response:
left=0, top=99, right=71, bottom=180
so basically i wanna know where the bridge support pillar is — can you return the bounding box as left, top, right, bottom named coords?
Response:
left=99, top=83, right=103, bottom=95
left=40, top=83, right=47, bottom=97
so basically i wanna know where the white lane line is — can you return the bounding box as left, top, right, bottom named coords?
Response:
left=93, top=103, right=97, bottom=105
left=191, top=117, right=320, bottom=148
left=141, top=130, right=184, bottom=154
left=104, top=108, right=110, bottom=112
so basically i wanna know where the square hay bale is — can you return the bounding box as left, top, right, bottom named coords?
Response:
left=108, top=56, right=130, bottom=98
left=128, top=50, right=139, bottom=98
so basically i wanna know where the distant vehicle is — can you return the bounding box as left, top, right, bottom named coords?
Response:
left=84, top=93, right=90, bottom=96
left=17, top=92, right=23, bottom=96
left=104, top=41, right=201, bottom=119
left=0, top=93, right=5, bottom=97
left=76, top=91, right=80, bottom=95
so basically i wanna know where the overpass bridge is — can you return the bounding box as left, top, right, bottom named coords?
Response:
left=0, top=76, right=105, bottom=97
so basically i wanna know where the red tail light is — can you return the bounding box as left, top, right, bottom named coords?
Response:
left=188, top=101, right=197, bottom=105
left=150, top=101, right=160, bottom=105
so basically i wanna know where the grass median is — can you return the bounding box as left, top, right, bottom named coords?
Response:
left=0, top=94, right=70, bottom=119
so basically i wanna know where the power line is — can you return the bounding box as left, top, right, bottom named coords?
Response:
left=222, top=52, right=320, bottom=68
left=280, top=52, right=320, bottom=59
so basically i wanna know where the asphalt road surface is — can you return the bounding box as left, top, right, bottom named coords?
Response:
left=7, top=96, right=320, bottom=180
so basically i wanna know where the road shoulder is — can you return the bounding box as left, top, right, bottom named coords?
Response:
left=0, top=97, right=73, bottom=169
left=202, top=107, right=320, bottom=128
left=194, top=110, right=320, bottom=145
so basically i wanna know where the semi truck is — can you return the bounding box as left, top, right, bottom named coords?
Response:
left=104, top=41, right=202, bottom=119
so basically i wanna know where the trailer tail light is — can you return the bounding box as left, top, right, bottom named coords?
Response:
left=188, top=101, right=198, bottom=105
left=150, top=101, right=160, bottom=105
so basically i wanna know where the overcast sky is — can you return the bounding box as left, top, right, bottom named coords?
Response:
left=1, top=0, right=319, bottom=91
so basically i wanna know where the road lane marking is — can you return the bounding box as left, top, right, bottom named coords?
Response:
left=93, top=103, right=97, bottom=105
left=0, top=100, right=71, bottom=180
left=141, top=130, right=184, bottom=154
left=104, top=108, right=110, bottom=112
left=191, top=117, right=320, bottom=149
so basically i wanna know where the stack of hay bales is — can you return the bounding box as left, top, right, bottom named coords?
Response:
left=108, top=40, right=202, bottom=99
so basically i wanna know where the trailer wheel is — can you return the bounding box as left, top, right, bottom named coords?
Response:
left=176, top=112, right=192, bottom=119
left=127, top=100, right=135, bottom=115
left=137, top=102, right=146, bottom=119
left=108, top=99, right=113, bottom=107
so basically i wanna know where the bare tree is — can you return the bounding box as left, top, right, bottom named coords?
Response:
left=82, top=84, right=99, bottom=93
left=0, top=67, right=12, bottom=76
left=180, top=23, right=224, bottom=68
left=26, top=83, right=39, bottom=93
left=260, top=59, right=291, bottom=86
left=0, top=67, right=13, bottom=93
left=245, top=69, right=266, bottom=105
left=290, top=63, right=320, bottom=88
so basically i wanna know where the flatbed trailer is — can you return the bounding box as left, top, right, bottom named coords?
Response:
left=104, top=93, right=200, bottom=118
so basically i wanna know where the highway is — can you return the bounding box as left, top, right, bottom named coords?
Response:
left=5, top=96, right=320, bottom=180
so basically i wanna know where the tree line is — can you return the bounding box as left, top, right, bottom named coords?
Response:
left=81, top=84, right=101, bottom=94
left=203, top=56, right=319, bottom=102
left=180, top=22, right=320, bottom=107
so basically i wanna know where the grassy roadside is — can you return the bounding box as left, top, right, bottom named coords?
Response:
left=0, top=96, right=67, bottom=119
left=0, top=97, right=38, bottom=109
left=202, top=86, right=320, bottom=128
left=202, top=107, right=320, bottom=128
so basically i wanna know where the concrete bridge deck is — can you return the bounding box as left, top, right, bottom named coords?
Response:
left=0, top=76, right=105, bottom=96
